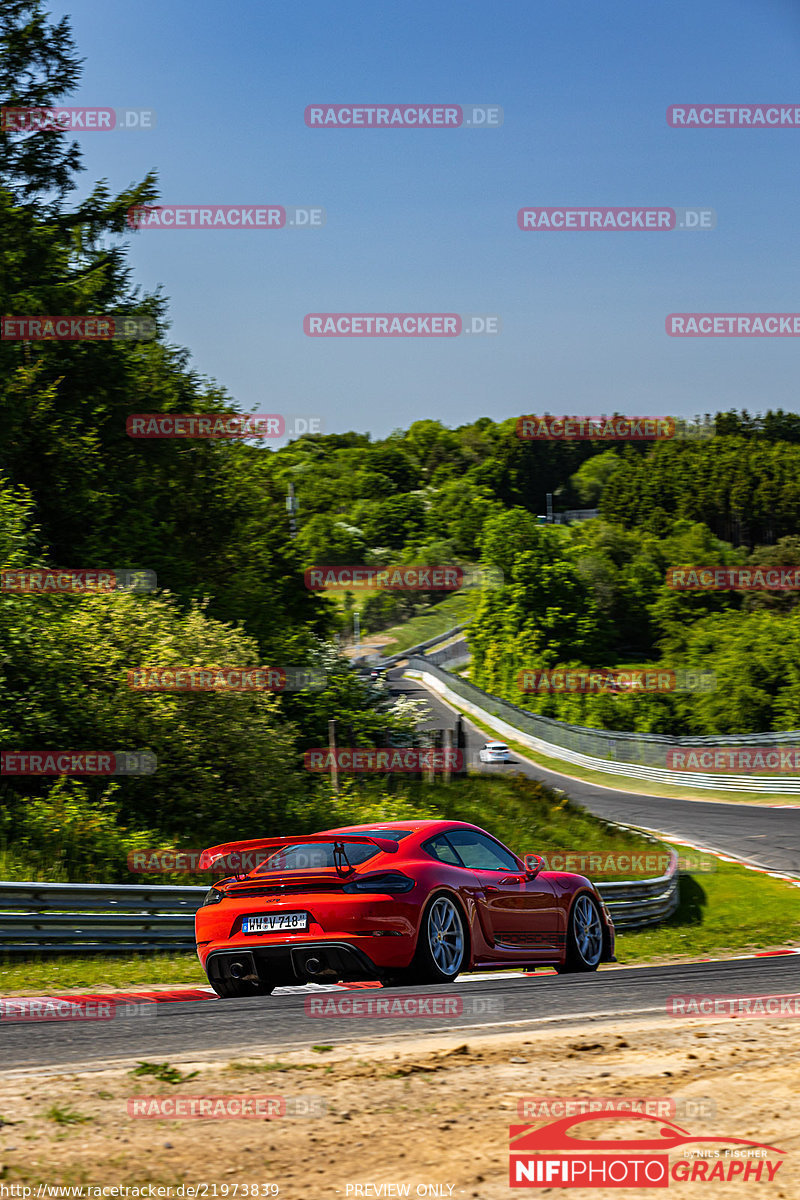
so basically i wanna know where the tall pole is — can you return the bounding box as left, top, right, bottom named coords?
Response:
left=423, top=731, right=437, bottom=784
left=286, top=482, right=298, bottom=537
left=455, top=716, right=466, bottom=775
left=328, top=719, right=339, bottom=794
left=443, top=727, right=453, bottom=784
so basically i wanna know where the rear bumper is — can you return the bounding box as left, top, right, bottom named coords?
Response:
left=195, top=891, right=419, bottom=982
left=204, top=940, right=391, bottom=989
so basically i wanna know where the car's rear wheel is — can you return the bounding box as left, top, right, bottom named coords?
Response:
left=558, top=893, right=604, bottom=973
left=386, top=893, right=467, bottom=986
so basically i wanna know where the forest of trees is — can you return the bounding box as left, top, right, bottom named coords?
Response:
left=601, top=434, right=800, bottom=546
left=469, top=512, right=800, bottom=736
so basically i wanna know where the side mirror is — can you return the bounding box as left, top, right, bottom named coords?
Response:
left=524, top=854, right=544, bottom=880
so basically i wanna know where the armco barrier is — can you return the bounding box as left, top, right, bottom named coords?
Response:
left=406, top=656, right=800, bottom=794
left=423, top=637, right=471, bottom=669
left=0, top=881, right=205, bottom=955
left=596, top=855, right=679, bottom=929
left=377, top=622, right=470, bottom=666
left=0, top=853, right=677, bottom=954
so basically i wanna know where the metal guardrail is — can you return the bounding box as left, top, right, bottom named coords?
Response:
left=0, top=848, right=679, bottom=954
left=597, top=851, right=680, bottom=929
left=553, top=509, right=601, bottom=524
left=407, top=657, right=800, bottom=793
left=376, top=622, right=471, bottom=666
left=0, top=882, right=206, bottom=955
left=424, top=638, right=471, bottom=669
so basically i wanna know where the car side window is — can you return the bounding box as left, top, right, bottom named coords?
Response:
left=445, top=830, right=519, bottom=872
left=424, top=834, right=463, bottom=866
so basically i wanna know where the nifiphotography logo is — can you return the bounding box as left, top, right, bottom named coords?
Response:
left=508, top=1110, right=785, bottom=1187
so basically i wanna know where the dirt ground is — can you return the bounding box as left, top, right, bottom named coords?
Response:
left=0, top=1013, right=798, bottom=1199
left=345, top=633, right=396, bottom=657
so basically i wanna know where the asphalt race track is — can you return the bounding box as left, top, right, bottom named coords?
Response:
left=391, top=669, right=800, bottom=875
left=2, top=956, right=799, bottom=1072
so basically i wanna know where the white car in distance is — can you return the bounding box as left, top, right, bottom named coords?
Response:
left=478, top=741, right=511, bottom=764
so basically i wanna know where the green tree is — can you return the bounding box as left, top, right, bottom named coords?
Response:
left=569, top=450, right=623, bottom=507
left=0, top=591, right=305, bottom=841
left=425, top=478, right=500, bottom=558
left=361, top=494, right=427, bottom=551
left=296, top=513, right=368, bottom=567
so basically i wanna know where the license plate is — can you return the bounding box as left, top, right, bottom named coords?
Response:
left=242, top=911, right=309, bottom=934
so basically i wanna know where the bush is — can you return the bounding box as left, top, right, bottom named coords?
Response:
left=0, top=778, right=158, bottom=882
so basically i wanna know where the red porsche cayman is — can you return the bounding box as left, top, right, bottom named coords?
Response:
left=195, top=819, right=615, bottom=997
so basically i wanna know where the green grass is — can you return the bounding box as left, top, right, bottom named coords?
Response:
left=379, top=590, right=479, bottom=655
left=0, top=952, right=207, bottom=993
left=0, top=850, right=87, bottom=884
left=46, top=1106, right=90, bottom=1125
left=615, top=843, right=800, bottom=962
left=131, top=1061, right=199, bottom=1084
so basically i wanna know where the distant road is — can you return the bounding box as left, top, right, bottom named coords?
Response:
left=390, top=669, right=800, bottom=875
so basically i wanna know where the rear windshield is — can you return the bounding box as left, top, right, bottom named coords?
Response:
left=255, top=843, right=377, bottom=871
left=254, top=830, right=410, bottom=873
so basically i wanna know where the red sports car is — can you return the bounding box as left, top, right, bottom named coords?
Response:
left=195, top=819, right=615, bottom=997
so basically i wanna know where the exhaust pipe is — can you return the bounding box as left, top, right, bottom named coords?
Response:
left=305, top=957, right=322, bottom=976
left=229, top=960, right=260, bottom=984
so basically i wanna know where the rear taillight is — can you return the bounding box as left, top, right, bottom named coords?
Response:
left=202, top=886, right=225, bottom=906
left=342, top=871, right=415, bottom=894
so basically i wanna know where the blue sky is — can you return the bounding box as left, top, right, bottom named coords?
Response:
left=50, top=0, right=800, bottom=439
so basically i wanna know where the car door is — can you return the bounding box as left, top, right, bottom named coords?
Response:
left=443, top=829, right=563, bottom=959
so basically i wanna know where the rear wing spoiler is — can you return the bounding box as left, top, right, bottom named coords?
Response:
left=198, top=833, right=399, bottom=872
